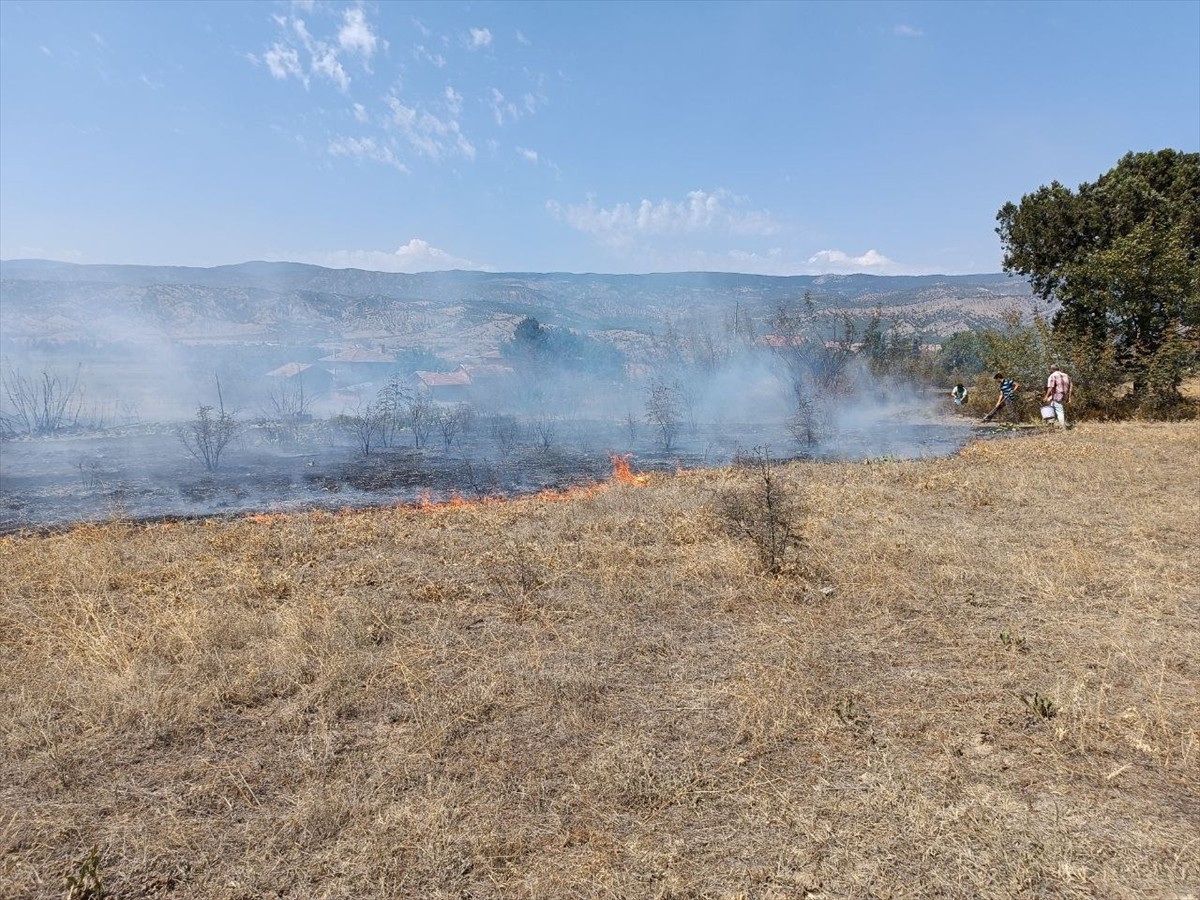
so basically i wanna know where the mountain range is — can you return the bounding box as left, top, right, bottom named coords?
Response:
left=0, top=260, right=1039, bottom=358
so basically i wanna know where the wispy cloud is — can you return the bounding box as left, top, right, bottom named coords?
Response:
left=328, top=136, right=409, bottom=172
left=489, top=88, right=518, bottom=125
left=807, top=248, right=895, bottom=269
left=515, top=30, right=531, bottom=46
left=386, top=96, right=476, bottom=162
left=468, top=27, right=493, bottom=49
left=414, top=44, right=447, bottom=68
left=293, top=239, right=485, bottom=273
left=548, top=189, right=780, bottom=248
left=517, top=147, right=539, bottom=164
left=893, top=24, right=924, bottom=38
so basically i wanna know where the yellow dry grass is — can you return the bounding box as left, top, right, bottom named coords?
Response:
left=2, top=422, right=1198, bottom=899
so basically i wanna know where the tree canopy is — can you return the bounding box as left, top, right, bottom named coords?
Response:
left=995, top=149, right=1199, bottom=397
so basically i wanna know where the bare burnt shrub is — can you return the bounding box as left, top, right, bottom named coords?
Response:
left=178, top=385, right=240, bottom=472
left=528, top=413, right=557, bottom=452
left=2, top=365, right=85, bottom=436
left=337, top=401, right=387, bottom=456
left=487, top=414, right=521, bottom=455
left=644, top=377, right=683, bottom=452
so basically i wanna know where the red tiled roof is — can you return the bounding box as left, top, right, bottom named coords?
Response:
left=266, top=362, right=312, bottom=378
left=319, top=348, right=396, bottom=363
left=416, top=370, right=472, bottom=387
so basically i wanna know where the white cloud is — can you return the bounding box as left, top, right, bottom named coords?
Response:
left=296, top=239, right=485, bottom=273
left=338, top=8, right=379, bottom=61
left=257, top=11, right=367, bottom=93
left=328, top=136, right=409, bottom=172
left=444, top=86, right=463, bottom=116
left=469, top=27, right=493, bottom=49
left=352, top=102, right=368, bottom=123
left=517, top=147, right=539, bottom=164
left=310, top=45, right=349, bottom=92
left=387, top=95, right=476, bottom=162
left=264, top=43, right=306, bottom=84
left=515, top=30, right=530, bottom=46
left=549, top=189, right=780, bottom=247
left=894, top=24, right=924, bottom=37
left=807, top=248, right=895, bottom=270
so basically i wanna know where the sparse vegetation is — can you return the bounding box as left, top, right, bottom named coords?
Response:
left=1020, top=692, right=1059, bottom=720
left=63, top=845, right=103, bottom=900
left=2, top=422, right=1198, bottom=898
left=999, top=629, right=1029, bottom=652
left=1, top=365, right=85, bottom=436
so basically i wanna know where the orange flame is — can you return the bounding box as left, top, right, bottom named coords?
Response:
left=610, top=453, right=650, bottom=486
left=228, top=454, right=653, bottom=524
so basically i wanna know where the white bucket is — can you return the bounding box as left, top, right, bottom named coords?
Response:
left=1040, top=405, right=1056, bottom=420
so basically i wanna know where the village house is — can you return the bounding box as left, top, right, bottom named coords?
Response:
left=412, top=368, right=472, bottom=403
left=318, top=347, right=398, bottom=387
left=264, top=362, right=334, bottom=399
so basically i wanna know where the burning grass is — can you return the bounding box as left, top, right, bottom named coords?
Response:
left=2, top=423, right=1198, bottom=898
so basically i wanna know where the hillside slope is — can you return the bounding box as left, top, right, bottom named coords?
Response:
left=1, top=261, right=1037, bottom=354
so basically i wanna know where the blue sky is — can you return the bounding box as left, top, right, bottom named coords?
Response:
left=1, top=0, right=1197, bottom=276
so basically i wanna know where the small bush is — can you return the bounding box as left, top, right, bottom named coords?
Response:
left=714, top=446, right=804, bottom=575
left=1020, top=692, right=1058, bottom=720
left=64, top=844, right=103, bottom=900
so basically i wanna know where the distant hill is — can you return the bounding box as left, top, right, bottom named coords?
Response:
left=0, top=259, right=1039, bottom=357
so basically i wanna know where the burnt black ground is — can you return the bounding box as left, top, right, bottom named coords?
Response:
left=0, top=414, right=982, bottom=533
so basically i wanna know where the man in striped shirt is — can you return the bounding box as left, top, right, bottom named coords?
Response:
left=1043, top=362, right=1073, bottom=430
left=982, top=372, right=1021, bottom=423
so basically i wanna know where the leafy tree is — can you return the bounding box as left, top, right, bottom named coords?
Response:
left=502, top=316, right=625, bottom=379
left=996, top=149, right=1200, bottom=401
left=935, top=331, right=988, bottom=378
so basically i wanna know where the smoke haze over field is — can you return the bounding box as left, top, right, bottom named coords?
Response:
left=0, top=262, right=997, bottom=528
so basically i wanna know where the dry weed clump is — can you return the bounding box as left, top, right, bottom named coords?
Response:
left=2, top=422, right=1198, bottom=898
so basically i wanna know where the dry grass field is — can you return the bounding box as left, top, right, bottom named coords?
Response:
left=2, top=422, right=1198, bottom=899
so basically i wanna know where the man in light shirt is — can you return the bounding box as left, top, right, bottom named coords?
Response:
left=1044, top=362, right=1073, bottom=430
